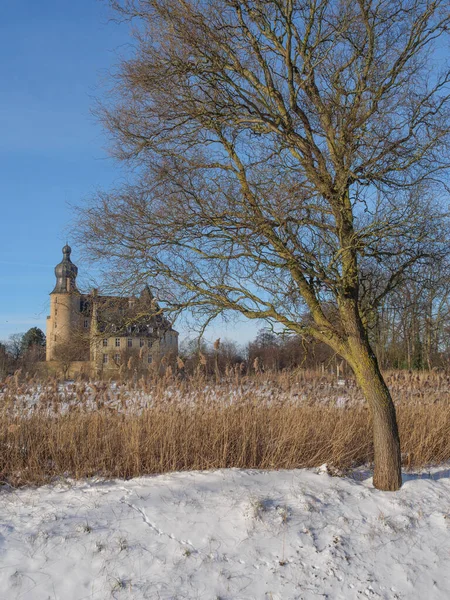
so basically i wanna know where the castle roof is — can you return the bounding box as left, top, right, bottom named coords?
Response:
left=51, top=245, right=79, bottom=294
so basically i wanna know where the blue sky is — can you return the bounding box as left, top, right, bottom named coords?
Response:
left=0, top=1, right=260, bottom=347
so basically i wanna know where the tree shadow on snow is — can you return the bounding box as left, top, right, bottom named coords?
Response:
left=347, top=466, right=450, bottom=484
left=402, top=468, right=450, bottom=482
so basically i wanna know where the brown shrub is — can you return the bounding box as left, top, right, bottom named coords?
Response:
left=0, top=370, right=449, bottom=486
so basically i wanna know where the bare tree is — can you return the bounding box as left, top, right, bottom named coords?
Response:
left=53, top=334, right=90, bottom=380
left=369, top=256, right=450, bottom=370
left=78, top=0, right=450, bottom=490
left=6, top=333, right=25, bottom=363
left=0, top=342, right=11, bottom=380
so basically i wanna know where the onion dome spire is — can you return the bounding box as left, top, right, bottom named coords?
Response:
left=51, top=244, right=79, bottom=293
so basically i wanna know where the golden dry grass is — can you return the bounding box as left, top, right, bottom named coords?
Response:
left=0, top=370, right=449, bottom=486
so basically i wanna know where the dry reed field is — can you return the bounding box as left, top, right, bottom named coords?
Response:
left=1, top=370, right=449, bottom=486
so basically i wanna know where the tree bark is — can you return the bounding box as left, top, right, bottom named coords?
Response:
left=337, top=298, right=402, bottom=490
left=347, top=330, right=402, bottom=491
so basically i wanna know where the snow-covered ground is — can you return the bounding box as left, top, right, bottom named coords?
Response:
left=1, top=467, right=450, bottom=599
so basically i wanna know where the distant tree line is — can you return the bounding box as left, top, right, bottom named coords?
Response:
left=369, top=261, right=450, bottom=371
left=0, top=327, right=46, bottom=378
left=181, top=259, right=450, bottom=374
left=4, top=266, right=450, bottom=381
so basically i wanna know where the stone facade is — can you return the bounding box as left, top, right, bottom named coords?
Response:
left=46, top=246, right=178, bottom=375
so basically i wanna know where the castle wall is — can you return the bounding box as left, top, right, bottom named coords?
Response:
left=41, top=360, right=93, bottom=378
left=92, top=332, right=178, bottom=374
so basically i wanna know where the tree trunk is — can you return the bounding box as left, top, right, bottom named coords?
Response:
left=348, top=336, right=402, bottom=491
left=341, top=302, right=402, bottom=491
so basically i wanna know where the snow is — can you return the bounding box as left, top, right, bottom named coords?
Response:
left=0, top=379, right=364, bottom=418
left=3, top=371, right=449, bottom=418
left=1, top=467, right=450, bottom=599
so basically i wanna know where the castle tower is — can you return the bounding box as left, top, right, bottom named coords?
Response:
left=46, top=245, right=81, bottom=361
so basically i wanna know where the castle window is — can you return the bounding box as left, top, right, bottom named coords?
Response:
left=102, top=354, right=108, bottom=364
left=55, top=297, right=58, bottom=304
left=114, top=354, right=120, bottom=363
left=140, top=338, right=144, bottom=347
left=84, top=319, right=89, bottom=328
left=115, top=338, right=121, bottom=347
left=147, top=339, right=152, bottom=348
left=103, top=339, right=108, bottom=347
left=55, top=307, right=58, bottom=316
left=148, top=355, right=153, bottom=364
left=128, top=338, right=133, bottom=348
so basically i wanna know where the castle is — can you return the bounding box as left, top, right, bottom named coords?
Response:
left=46, top=245, right=178, bottom=375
